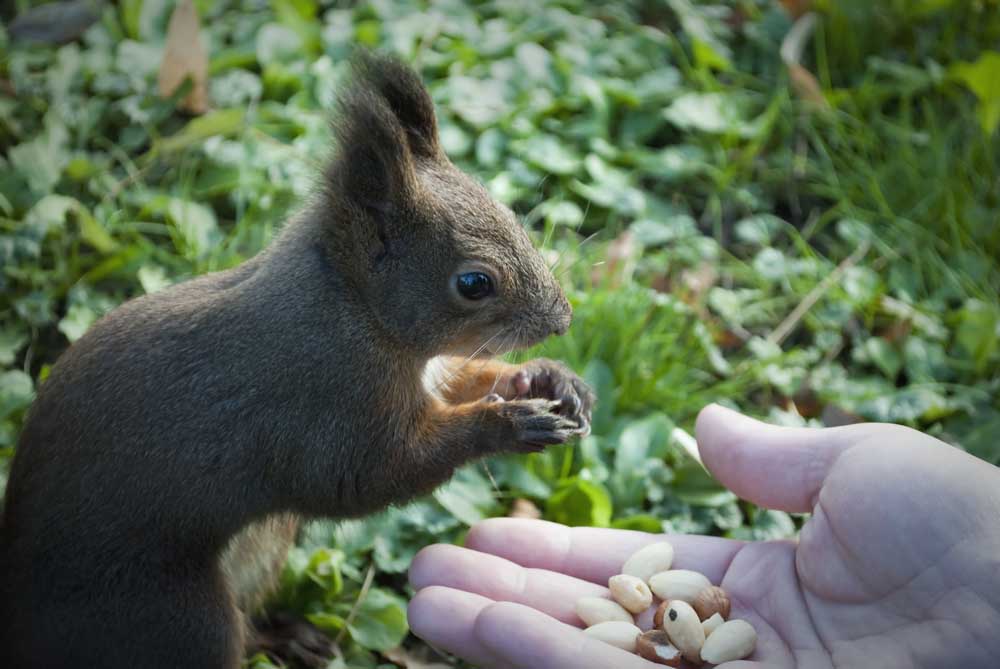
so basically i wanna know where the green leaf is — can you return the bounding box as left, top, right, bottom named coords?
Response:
left=137, top=265, right=173, bottom=294
left=728, top=509, right=796, bottom=541
left=671, top=460, right=736, bottom=507
left=0, top=329, right=27, bottom=366
left=256, top=23, right=304, bottom=65
left=614, top=413, right=674, bottom=474
left=155, top=108, right=246, bottom=155
left=546, top=478, right=613, bottom=527
left=951, top=51, right=1000, bottom=134
left=8, top=118, right=69, bottom=195
left=346, top=588, right=409, bottom=652
left=663, top=93, right=747, bottom=135
left=165, top=198, right=220, bottom=258
left=513, top=135, right=581, bottom=175
left=862, top=337, right=902, bottom=379
left=433, top=469, right=497, bottom=526
left=734, top=214, right=783, bottom=247
left=583, top=359, right=615, bottom=433
left=305, top=547, right=344, bottom=599
left=666, top=0, right=732, bottom=71
left=0, top=371, right=34, bottom=421
left=630, top=215, right=697, bottom=247
left=953, top=299, right=999, bottom=373
left=540, top=200, right=584, bottom=228
left=611, top=514, right=664, bottom=533
left=58, top=303, right=98, bottom=343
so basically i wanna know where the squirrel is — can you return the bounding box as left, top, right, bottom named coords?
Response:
left=0, top=53, right=594, bottom=668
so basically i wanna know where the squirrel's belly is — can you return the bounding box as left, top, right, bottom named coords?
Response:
left=221, top=513, right=299, bottom=613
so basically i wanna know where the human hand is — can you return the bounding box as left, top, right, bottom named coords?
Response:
left=408, top=404, right=1000, bottom=668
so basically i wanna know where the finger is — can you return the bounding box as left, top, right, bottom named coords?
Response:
left=465, top=518, right=743, bottom=586
left=410, top=544, right=606, bottom=624
left=407, top=586, right=509, bottom=668
left=695, top=403, right=858, bottom=513
left=475, top=600, right=658, bottom=669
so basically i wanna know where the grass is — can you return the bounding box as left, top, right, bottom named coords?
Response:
left=1, top=0, right=999, bottom=666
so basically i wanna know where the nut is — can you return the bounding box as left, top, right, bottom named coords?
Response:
left=653, top=599, right=670, bottom=630
left=635, top=630, right=683, bottom=667
left=608, top=574, right=653, bottom=614
left=661, top=600, right=705, bottom=663
left=701, top=612, right=725, bottom=637
left=621, top=542, right=675, bottom=583
left=700, top=619, right=757, bottom=663
left=575, top=596, right=634, bottom=627
left=583, top=621, right=641, bottom=653
left=692, top=586, right=731, bottom=621
left=648, top=569, right=712, bottom=603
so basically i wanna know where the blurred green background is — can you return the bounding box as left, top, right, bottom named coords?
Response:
left=1, top=0, right=999, bottom=666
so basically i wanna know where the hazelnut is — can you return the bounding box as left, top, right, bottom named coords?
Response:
left=692, top=585, right=731, bottom=621
left=635, top=630, right=683, bottom=667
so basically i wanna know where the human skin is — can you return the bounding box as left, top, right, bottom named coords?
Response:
left=407, top=404, right=1000, bottom=668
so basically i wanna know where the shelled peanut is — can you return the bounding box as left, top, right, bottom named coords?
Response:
left=576, top=541, right=757, bottom=666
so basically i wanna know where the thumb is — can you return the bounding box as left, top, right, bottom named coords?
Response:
left=694, top=404, right=857, bottom=513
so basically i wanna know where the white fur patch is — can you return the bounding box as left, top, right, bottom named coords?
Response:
left=421, top=356, right=450, bottom=401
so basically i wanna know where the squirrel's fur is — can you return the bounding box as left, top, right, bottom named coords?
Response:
left=0, top=53, right=593, bottom=668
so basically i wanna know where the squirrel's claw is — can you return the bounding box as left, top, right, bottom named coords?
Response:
left=494, top=399, right=579, bottom=452
left=512, top=359, right=595, bottom=435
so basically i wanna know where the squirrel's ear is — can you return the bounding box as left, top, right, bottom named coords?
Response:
left=350, top=51, right=440, bottom=159
left=328, top=87, right=417, bottom=215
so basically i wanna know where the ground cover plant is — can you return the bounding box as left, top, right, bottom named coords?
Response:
left=1, top=0, right=998, bottom=666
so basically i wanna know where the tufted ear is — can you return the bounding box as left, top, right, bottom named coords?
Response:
left=349, top=51, right=440, bottom=159
left=328, top=85, right=417, bottom=216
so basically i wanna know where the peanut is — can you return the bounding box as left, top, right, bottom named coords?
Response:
left=661, top=599, right=705, bottom=663
left=609, top=574, right=653, bottom=614
left=648, top=569, right=712, bottom=603
left=583, top=621, right=641, bottom=653
left=575, top=596, right=634, bottom=627
left=701, top=619, right=757, bottom=664
left=621, top=542, right=675, bottom=583
left=702, top=612, right=725, bottom=637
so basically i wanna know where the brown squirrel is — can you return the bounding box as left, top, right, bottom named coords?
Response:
left=0, top=53, right=594, bottom=668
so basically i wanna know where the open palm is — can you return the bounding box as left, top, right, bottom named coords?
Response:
left=408, top=405, right=1000, bottom=668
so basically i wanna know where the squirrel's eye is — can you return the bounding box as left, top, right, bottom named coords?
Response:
left=455, top=271, right=494, bottom=300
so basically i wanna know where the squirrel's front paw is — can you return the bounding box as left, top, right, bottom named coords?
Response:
left=510, top=359, right=595, bottom=435
left=492, top=398, right=581, bottom=452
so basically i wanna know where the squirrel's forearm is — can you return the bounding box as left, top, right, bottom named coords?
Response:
left=354, top=398, right=508, bottom=510
left=434, top=356, right=520, bottom=404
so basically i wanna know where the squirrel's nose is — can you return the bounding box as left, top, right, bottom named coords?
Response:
left=551, top=298, right=572, bottom=336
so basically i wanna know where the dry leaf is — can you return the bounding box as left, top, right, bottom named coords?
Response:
left=594, top=230, right=637, bottom=287
left=508, top=498, right=541, bottom=519
left=158, top=0, right=209, bottom=114
left=680, top=262, right=718, bottom=304
left=779, top=0, right=812, bottom=19
left=788, top=62, right=827, bottom=107
left=779, top=11, right=828, bottom=109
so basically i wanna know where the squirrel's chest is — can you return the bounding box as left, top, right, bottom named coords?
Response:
left=420, top=356, right=451, bottom=401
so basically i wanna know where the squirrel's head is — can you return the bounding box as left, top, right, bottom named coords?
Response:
left=322, top=53, right=571, bottom=357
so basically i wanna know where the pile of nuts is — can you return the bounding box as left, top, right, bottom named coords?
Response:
left=576, top=542, right=757, bottom=666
